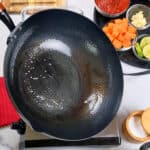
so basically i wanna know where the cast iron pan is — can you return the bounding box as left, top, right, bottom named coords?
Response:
left=0, top=3, right=123, bottom=140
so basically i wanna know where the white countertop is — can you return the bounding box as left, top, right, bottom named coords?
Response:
left=0, top=0, right=150, bottom=149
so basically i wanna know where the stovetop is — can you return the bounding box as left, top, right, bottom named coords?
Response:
left=12, top=117, right=121, bottom=148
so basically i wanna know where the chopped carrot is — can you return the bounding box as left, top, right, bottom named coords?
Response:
left=113, top=39, right=122, bottom=49
left=112, top=28, right=120, bottom=38
left=114, top=19, right=123, bottom=24
left=102, top=26, right=112, bottom=34
left=102, top=27, right=107, bottom=33
left=127, top=25, right=137, bottom=34
left=124, top=32, right=132, bottom=41
left=122, top=18, right=129, bottom=24
left=102, top=18, right=137, bottom=50
left=106, top=33, right=114, bottom=42
left=119, top=24, right=127, bottom=34
left=122, top=22, right=128, bottom=30
left=118, top=34, right=124, bottom=42
left=108, top=22, right=114, bottom=28
left=130, top=33, right=136, bottom=39
left=122, top=40, right=131, bottom=48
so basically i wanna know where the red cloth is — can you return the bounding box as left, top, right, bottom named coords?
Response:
left=0, top=77, right=20, bottom=127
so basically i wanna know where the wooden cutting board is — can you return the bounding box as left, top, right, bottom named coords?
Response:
left=2, top=0, right=67, bottom=13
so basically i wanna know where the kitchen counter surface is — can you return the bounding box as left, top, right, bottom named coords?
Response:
left=0, top=0, right=150, bottom=149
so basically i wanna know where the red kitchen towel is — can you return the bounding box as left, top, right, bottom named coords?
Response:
left=0, top=77, right=20, bottom=127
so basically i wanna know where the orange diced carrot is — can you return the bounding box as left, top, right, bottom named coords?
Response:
left=122, top=18, right=129, bottom=24
left=112, top=27, right=120, bottom=38
left=106, top=33, right=114, bottom=42
left=114, top=19, right=123, bottom=24
left=130, top=33, right=136, bottom=39
left=124, top=32, right=132, bottom=41
left=122, top=40, right=131, bottom=48
left=102, top=26, right=109, bottom=33
left=102, top=26, right=112, bottom=34
left=118, top=34, right=124, bottom=42
left=108, top=22, right=115, bottom=28
left=118, top=24, right=127, bottom=33
left=127, top=25, right=137, bottom=34
left=113, top=39, right=122, bottom=49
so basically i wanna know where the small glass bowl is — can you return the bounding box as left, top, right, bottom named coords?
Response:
left=132, top=34, right=150, bottom=62
left=126, top=4, right=150, bottom=30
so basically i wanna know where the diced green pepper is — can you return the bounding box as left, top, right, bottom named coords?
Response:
left=135, top=42, right=144, bottom=57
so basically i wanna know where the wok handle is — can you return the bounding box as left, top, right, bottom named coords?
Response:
left=0, top=3, right=15, bottom=31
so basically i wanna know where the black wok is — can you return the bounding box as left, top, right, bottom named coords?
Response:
left=0, top=3, right=123, bottom=140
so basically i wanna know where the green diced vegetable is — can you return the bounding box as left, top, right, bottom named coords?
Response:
left=135, top=42, right=144, bottom=57
left=140, top=36, right=150, bottom=49
left=143, top=44, right=150, bottom=59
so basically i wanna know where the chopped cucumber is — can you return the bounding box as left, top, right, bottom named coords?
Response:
left=135, top=42, right=144, bottom=57
left=143, top=44, right=150, bottom=59
left=140, top=36, right=150, bottom=49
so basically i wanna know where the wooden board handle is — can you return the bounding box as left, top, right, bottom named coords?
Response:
left=2, top=0, right=67, bottom=13
left=10, top=0, right=57, bottom=4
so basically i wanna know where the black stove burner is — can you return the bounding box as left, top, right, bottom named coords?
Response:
left=11, top=120, right=121, bottom=148
left=25, top=137, right=121, bottom=148
left=94, top=0, right=150, bottom=69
